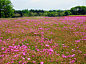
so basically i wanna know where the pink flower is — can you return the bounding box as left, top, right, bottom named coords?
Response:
left=22, top=63, right=25, bottom=64
left=49, top=48, right=53, bottom=52
left=38, top=27, right=43, bottom=30
left=0, top=39, right=2, bottom=42
left=19, top=61, right=21, bottom=63
left=69, top=60, right=75, bottom=63
left=45, top=44, right=49, bottom=47
left=37, top=49, right=39, bottom=51
left=77, top=47, right=79, bottom=48
left=84, top=54, right=86, bottom=56
left=75, top=40, right=80, bottom=42
left=6, top=62, right=10, bottom=64
left=14, top=46, right=17, bottom=48
left=62, top=44, right=65, bottom=45
left=78, top=50, right=82, bottom=53
left=33, top=61, right=36, bottom=63
left=32, top=55, right=35, bottom=57
left=62, top=54, right=67, bottom=58
left=49, top=52, right=52, bottom=55
left=56, top=54, right=60, bottom=56
left=23, top=52, right=26, bottom=55
left=11, top=61, right=14, bottom=63
left=63, top=46, right=66, bottom=47
left=34, top=33, right=38, bottom=34
left=0, top=37, right=3, bottom=38
left=3, top=41, right=6, bottom=44
left=71, top=54, right=75, bottom=57
left=22, top=57, right=25, bottom=59
left=1, top=47, right=4, bottom=50
left=40, top=62, right=43, bottom=64
left=27, top=58, right=30, bottom=60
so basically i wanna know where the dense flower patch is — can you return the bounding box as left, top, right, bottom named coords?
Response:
left=0, top=16, right=86, bottom=64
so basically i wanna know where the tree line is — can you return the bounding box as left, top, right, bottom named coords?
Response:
left=0, top=0, right=86, bottom=18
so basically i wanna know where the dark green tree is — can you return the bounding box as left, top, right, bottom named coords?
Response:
left=22, top=9, right=29, bottom=16
left=70, top=6, right=86, bottom=15
left=57, top=10, right=61, bottom=16
left=64, top=10, right=71, bottom=16
left=0, top=0, right=14, bottom=18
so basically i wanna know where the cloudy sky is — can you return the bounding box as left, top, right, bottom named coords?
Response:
left=10, top=0, right=86, bottom=10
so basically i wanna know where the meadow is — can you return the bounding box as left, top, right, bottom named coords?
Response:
left=0, top=16, right=86, bottom=64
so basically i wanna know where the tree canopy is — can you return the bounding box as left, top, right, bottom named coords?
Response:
left=0, top=0, right=14, bottom=18
left=70, top=6, right=86, bottom=15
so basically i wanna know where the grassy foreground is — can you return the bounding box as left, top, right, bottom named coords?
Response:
left=0, top=16, right=86, bottom=64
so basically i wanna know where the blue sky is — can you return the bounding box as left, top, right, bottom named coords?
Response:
left=11, top=0, right=86, bottom=10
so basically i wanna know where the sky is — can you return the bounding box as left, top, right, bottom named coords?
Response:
left=10, top=0, right=86, bottom=10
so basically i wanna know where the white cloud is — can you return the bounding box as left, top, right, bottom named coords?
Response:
left=31, top=0, right=40, bottom=3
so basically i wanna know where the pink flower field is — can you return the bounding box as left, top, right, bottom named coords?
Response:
left=0, top=16, right=86, bottom=64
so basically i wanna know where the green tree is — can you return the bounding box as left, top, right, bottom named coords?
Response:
left=0, top=0, right=14, bottom=18
left=64, top=10, right=72, bottom=16
left=70, top=6, right=86, bottom=15
left=22, top=9, right=29, bottom=16
left=57, top=10, right=61, bottom=16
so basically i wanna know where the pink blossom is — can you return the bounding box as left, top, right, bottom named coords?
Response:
left=1, top=47, right=4, bottom=50
left=33, top=61, right=36, bottom=63
left=78, top=50, right=82, bottom=53
left=45, top=44, right=49, bottom=47
left=56, top=54, right=60, bottom=56
left=3, top=41, right=6, bottom=44
left=22, top=63, right=25, bottom=64
left=19, top=61, right=21, bottom=63
left=77, top=47, right=79, bottom=48
left=71, top=54, right=75, bottom=57
left=38, top=27, right=43, bottom=30
left=40, top=62, right=44, bottom=64
left=75, top=40, right=80, bottom=42
left=41, top=32, right=44, bottom=34
left=34, top=33, right=38, bottom=34
left=63, top=46, right=66, bottom=47
left=22, top=57, right=25, bottom=59
left=6, top=62, right=10, bottom=64
left=69, top=60, right=75, bottom=63
left=0, top=37, right=3, bottom=38
left=37, top=49, right=39, bottom=51
left=0, top=39, right=2, bottom=42
left=62, top=54, right=67, bottom=58
left=32, top=55, right=35, bottom=57
left=62, top=44, right=65, bottom=45
left=49, top=52, right=52, bottom=55
left=27, top=58, right=30, bottom=60
left=49, top=48, right=53, bottom=52
left=23, top=52, right=26, bottom=55
left=84, top=54, right=86, bottom=56
left=11, top=61, right=14, bottom=63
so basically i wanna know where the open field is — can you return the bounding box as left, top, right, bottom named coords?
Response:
left=68, top=15, right=86, bottom=16
left=0, top=16, right=86, bottom=64
left=0, top=17, right=43, bottom=21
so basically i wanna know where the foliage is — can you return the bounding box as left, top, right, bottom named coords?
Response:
left=0, top=0, right=14, bottom=18
left=70, top=6, right=86, bottom=15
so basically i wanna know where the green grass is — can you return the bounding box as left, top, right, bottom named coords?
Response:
left=68, top=15, right=86, bottom=16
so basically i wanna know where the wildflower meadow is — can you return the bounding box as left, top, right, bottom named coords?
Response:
left=0, top=16, right=86, bottom=64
